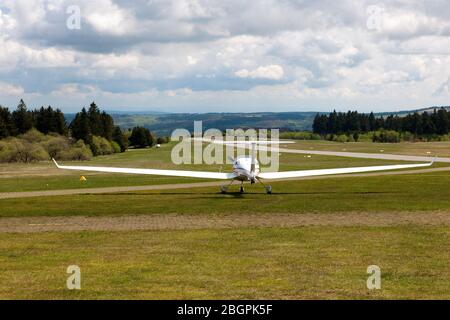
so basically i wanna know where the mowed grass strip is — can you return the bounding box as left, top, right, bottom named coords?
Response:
left=0, top=226, right=449, bottom=299
left=0, top=171, right=449, bottom=217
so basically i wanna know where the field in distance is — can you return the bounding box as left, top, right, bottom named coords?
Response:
left=285, top=140, right=450, bottom=157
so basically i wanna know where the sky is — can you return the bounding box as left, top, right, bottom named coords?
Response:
left=0, top=0, right=450, bottom=113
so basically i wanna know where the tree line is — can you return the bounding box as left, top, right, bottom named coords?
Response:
left=0, top=100, right=168, bottom=162
left=0, top=99, right=67, bottom=138
left=313, top=108, right=450, bottom=140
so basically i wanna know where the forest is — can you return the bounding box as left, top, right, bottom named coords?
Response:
left=313, top=109, right=450, bottom=142
left=0, top=100, right=166, bottom=163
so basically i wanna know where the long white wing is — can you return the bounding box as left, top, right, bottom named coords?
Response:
left=257, top=162, right=432, bottom=180
left=52, top=159, right=236, bottom=180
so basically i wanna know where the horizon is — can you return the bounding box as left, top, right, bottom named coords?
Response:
left=2, top=100, right=450, bottom=115
left=1, top=1, right=450, bottom=112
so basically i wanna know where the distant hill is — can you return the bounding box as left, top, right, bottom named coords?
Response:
left=111, top=112, right=319, bottom=135
left=376, top=106, right=450, bottom=117
left=64, top=106, right=450, bottom=135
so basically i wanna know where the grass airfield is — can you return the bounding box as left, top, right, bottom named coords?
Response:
left=1, top=141, right=450, bottom=299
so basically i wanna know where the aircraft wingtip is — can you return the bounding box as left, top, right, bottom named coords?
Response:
left=51, top=158, right=59, bottom=168
left=431, top=156, right=437, bottom=165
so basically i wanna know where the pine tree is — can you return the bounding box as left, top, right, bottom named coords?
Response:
left=35, top=106, right=50, bottom=134
left=54, top=108, right=68, bottom=135
left=100, top=111, right=114, bottom=141
left=12, top=99, right=33, bottom=134
left=436, top=108, right=449, bottom=135
left=70, top=107, right=91, bottom=143
left=368, top=112, right=376, bottom=131
left=421, top=112, right=436, bottom=135
left=0, top=107, right=15, bottom=138
left=88, top=102, right=102, bottom=137
left=312, top=114, right=328, bottom=134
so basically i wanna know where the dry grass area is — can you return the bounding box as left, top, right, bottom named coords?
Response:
left=2, top=211, right=450, bottom=233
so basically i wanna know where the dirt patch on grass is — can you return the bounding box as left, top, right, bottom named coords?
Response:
left=1, top=211, right=450, bottom=233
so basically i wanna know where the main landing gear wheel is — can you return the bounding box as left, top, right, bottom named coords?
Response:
left=240, top=186, right=245, bottom=193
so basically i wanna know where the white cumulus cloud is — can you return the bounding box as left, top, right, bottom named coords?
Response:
left=235, top=65, right=284, bottom=80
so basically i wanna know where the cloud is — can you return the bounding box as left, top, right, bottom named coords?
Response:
left=0, top=82, right=24, bottom=96
left=0, top=0, right=449, bottom=112
left=235, top=65, right=284, bottom=80
left=434, top=78, right=450, bottom=96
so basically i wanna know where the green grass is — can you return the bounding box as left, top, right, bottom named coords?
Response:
left=1, top=226, right=449, bottom=299
left=1, top=140, right=450, bottom=300
left=0, top=171, right=449, bottom=218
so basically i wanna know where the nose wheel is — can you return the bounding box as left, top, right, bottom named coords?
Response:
left=257, top=178, right=272, bottom=194
left=240, top=185, right=245, bottom=193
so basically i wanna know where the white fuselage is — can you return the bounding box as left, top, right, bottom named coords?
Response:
left=232, top=156, right=260, bottom=182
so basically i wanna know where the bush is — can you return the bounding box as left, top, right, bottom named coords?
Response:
left=279, top=131, right=322, bottom=140
left=439, top=133, right=450, bottom=141
left=19, top=128, right=46, bottom=143
left=0, top=129, right=94, bottom=162
left=0, top=137, right=48, bottom=162
left=334, top=134, right=349, bottom=143
left=58, top=140, right=93, bottom=161
left=89, top=135, right=114, bottom=156
left=157, top=136, right=170, bottom=144
left=372, top=130, right=401, bottom=143
left=110, top=141, right=121, bottom=153
left=42, top=136, right=70, bottom=158
left=0, top=139, right=17, bottom=162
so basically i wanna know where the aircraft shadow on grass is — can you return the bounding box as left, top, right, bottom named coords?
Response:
left=89, top=190, right=397, bottom=198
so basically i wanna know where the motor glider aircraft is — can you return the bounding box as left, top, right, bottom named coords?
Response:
left=52, top=140, right=433, bottom=194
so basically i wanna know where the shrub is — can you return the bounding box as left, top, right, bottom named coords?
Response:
left=19, top=128, right=46, bottom=143
left=0, top=138, right=48, bottom=162
left=89, top=135, right=114, bottom=156
left=157, top=136, right=170, bottom=144
left=334, top=134, right=349, bottom=143
left=110, top=141, right=121, bottom=153
left=279, top=131, right=322, bottom=140
left=0, top=130, right=94, bottom=162
left=0, top=139, right=17, bottom=162
left=58, top=140, right=93, bottom=161
left=372, top=130, right=400, bottom=143
left=42, top=136, right=70, bottom=158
